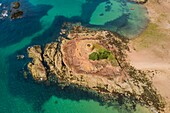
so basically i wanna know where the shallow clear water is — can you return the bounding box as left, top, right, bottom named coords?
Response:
left=0, top=0, right=150, bottom=113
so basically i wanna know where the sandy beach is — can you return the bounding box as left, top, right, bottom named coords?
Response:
left=128, top=0, right=170, bottom=112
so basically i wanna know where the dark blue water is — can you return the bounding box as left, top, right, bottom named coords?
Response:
left=0, top=0, right=150, bottom=113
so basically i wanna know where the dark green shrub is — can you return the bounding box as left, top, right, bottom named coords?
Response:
left=98, top=51, right=111, bottom=59
left=89, top=52, right=99, bottom=60
left=89, top=50, right=111, bottom=60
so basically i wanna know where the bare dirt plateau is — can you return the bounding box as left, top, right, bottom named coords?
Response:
left=62, top=38, right=121, bottom=77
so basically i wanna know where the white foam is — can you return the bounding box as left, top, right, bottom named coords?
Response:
left=1, top=10, right=8, bottom=17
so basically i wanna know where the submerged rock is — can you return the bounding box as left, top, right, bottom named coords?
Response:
left=10, top=10, right=23, bottom=19
left=12, top=2, right=20, bottom=9
left=17, top=55, right=24, bottom=60
left=10, top=1, right=23, bottom=19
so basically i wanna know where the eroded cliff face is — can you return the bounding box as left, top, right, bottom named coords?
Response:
left=27, top=23, right=165, bottom=112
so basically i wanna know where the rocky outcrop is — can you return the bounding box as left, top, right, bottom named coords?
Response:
left=43, top=42, right=58, bottom=73
left=27, top=23, right=165, bottom=112
left=10, top=1, right=23, bottom=19
left=27, top=45, right=47, bottom=82
left=12, top=2, right=20, bottom=9
left=130, top=0, right=148, bottom=4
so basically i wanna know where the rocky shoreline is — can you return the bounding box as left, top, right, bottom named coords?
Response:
left=130, top=0, right=148, bottom=4
left=27, top=23, right=165, bottom=112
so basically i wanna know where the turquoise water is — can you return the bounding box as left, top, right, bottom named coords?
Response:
left=0, top=0, right=150, bottom=113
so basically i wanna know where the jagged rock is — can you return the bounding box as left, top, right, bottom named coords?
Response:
left=44, top=42, right=58, bottom=62
left=27, top=45, right=42, bottom=61
left=54, top=51, right=63, bottom=72
left=27, top=45, right=47, bottom=82
left=28, top=59, right=47, bottom=82
left=43, top=42, right=58, bottom=73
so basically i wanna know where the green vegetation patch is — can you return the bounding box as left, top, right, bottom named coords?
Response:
left=89, top=49, right=113, bottom=61
left=88, top=43, right=118, bottom=65
left=89, top=50, right=111, bottom=60
left=89, top=52, right=99, bottom=60
left=133, top=23, right=166, bottom=50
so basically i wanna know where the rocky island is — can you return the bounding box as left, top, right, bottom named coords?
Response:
left=10, top=1, right=23, bottom=19
left=27, top=23, right=165, bottom=112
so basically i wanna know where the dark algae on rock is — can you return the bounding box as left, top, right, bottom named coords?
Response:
left=10, top=1, right=23, bottom=19
left=26, top=23, right=165, bottom=112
